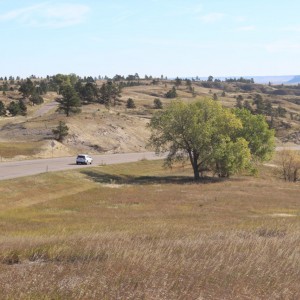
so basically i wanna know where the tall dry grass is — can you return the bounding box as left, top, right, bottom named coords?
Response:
left=0, top=160, right=299, bottom=299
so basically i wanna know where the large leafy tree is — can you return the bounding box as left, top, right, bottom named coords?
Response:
left=57, top=85, right=81, bottom=117
left=148, top=99, right=274, bottom=180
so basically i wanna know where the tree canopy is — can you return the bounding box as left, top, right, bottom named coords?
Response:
left=57, top=85, right=81, bottom=117
left=148, top=99, right=275, bottom=179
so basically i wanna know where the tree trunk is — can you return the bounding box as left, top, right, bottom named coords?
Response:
left=193, top=164, right=200, bottom=180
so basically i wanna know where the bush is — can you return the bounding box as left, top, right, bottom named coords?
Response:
left=278, top=150, right=300, bottom=182
left=165, top=86, right=177, bottom=98
left=126, top=98, right=136, bottom=109
left=153, top=98, right=163, bottom=109
left=30, top=93, right=44, bottom=105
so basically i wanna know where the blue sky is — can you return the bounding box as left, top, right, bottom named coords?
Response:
left=1, top=0, right=300, bottom=78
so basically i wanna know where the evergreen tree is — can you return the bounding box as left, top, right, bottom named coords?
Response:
left=165, top=86, right=177, bottom=98
left=126, top=98, right=136, bottom=108
left=7, top=101, right=20, bottom=116
left=253, top=94, right=265, bottom=114
left=19, top=78, right=34, bottom=98
left=57, top=85, right=81, bottom=117
left=0, top=101, right=6, bottom=116
left=99, top=81, right=121, bottom=107
left=52, top=121, right=69, bottom=142
left=235, top=95, right=244, bottom=108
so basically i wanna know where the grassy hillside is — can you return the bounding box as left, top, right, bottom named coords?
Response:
left=0, top=158, right=299, bottom=298
left=1, top=78, right=300, bottom=159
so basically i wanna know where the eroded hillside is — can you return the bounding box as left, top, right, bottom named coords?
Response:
left=0, top=77, right=300, bottom=159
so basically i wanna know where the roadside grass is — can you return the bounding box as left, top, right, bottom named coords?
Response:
left=0, top=141, right=44, bottom=158
left=0, top=160, right=299, bottom=299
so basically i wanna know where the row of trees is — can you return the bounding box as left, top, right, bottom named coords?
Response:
left=55, top=76, right=123, bottom=116
left=235, top=94, right=287, bottom=118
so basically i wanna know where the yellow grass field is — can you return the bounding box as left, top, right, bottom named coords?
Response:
left=0, top=159, right=299, bottom=299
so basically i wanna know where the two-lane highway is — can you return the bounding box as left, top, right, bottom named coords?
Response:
left=0, top=152, right=163, bottom=181
left=1, top=146, right=299, bottom=181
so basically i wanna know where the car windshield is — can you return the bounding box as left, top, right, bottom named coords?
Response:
left=77, top=155, right=86, bottom=159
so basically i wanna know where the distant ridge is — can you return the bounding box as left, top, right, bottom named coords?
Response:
left=286, top=75, right=300, bottom=84
left=188, top=75, right=297, bottom=85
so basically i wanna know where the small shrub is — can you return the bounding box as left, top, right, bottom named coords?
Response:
left=278, top=150, right=300, bottom=182
left=126, top=98, right=136, bottom=109
left=165, top=86, right=177, bottom=98
left=153, top=98, right=163, bottom=109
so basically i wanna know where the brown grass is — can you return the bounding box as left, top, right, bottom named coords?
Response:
left=0, top=141, right=44, bottom=158
left=0, top=159, right=299, bottom=299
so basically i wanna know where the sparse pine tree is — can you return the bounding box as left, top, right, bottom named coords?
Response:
left=0, top=101, right=6, bottom=116
left=165, top=86, right=177, bottom=98
left=126, top=98, right=136, bottom=109
left=52, top=121, right=69, bottom=142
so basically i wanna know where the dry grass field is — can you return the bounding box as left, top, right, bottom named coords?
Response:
left=0, top=158, right=299, bottom=299
left=0, top=79, right=300, bottom=298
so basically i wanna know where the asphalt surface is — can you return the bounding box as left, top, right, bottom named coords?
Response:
left=1, top=146, right=300, bottom=181
left=0, top=152, right=164, bottom=181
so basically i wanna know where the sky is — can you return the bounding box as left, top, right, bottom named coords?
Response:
left=1, top=0, right=300, bottom=78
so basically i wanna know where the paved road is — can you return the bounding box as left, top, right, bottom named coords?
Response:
left=0, top=152, right=164, bottom=181
left=1, top=146, right=300, bottom=181
left=276, top=146, right=300, bottom=151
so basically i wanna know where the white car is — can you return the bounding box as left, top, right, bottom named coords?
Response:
left=76, top=154, right=93, bottom=165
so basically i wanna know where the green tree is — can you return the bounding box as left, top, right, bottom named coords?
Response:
left=80, top=82, right=98, bottom=103
left=0, top=101, right=6, bottom=116
left=235, top=95, right=244, bottom=108
left=165, top=86, right=177, bottom=98
left=234, top=108, right=275, bottom=162
left=264, top=100, right=273, bottom=116
left=19, top=78, right=34, bottom=98
left=148, top=99, right=252, bottom=180
left=253, top=94, right=265, bottom=114
left=7, top=101, right=19, bottom=116
left=99, top=81, right=121, bottom=107
left=126, top=98, right=136, bottom=108
left=52, top=121, right=69, bottom=142
left=57, top=85, right=81, bottom=117
left=30, top=92, right=44, bottom=105
left=18, top=100, right=27, bottom=115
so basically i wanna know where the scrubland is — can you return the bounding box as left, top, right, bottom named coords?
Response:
left=0, top=159, right=299, bottom=299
